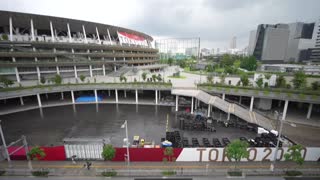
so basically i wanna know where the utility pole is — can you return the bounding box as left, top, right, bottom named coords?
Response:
left=270, top=111, right=283, bottom=172
left=0, top=120, right=11, bottom=168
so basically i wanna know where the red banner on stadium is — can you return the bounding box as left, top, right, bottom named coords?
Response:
left=117, top=31, right=148, bottom=46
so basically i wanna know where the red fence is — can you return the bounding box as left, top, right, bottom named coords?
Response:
left=8, top=146, right=183, bottom=161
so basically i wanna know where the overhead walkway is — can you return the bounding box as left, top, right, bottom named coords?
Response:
left=172, top=89, right=275, bottom=130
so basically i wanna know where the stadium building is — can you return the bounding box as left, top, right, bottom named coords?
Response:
left=0, top=11, right=161, bottom=83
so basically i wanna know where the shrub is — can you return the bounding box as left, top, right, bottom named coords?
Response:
left=1, top=34, right=8, bottom=41
left=101, top=144, right=116, bottom=161
left=0, top=170, right=5, bottom=176
left=40, top=76, right=46, bottom=84
left=53, top=75, right=62, bottom=85
left=162, top=170, right=176, bottom=176
left=79, top=75, right=86, bottom=82
left=32, top=169, right=49, bottom=177
left=285, top=170, right=302, bottom=176
left=101, top=169, right=117, bottom=177
left=227, top=171, right=242, bottom=176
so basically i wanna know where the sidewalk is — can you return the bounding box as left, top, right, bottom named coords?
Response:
left=0, top=161, right=319, bottom=177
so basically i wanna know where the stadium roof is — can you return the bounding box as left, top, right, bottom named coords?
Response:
left=0, top=10, right=153, bottom=41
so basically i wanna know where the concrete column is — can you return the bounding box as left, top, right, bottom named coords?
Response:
left=197, top=98, right=200, bottom=107
left=36, top=93, right=42, bottom=108
left=124, top=90, right=127, bottom=98
left=239, top=96, right=242, bottom=104
left=30, top=19, right=35, bottom=41
left=61, top=92, right=64, bottom=100
left=71, top=91, right=75, bottom=104
left=115, top=89, right=118, bottom=103
left=9, top=16, right=13, bottom=41
left=94, top=89, right=98, bottom=103
left=36, top=66, right=41, bottom=82
left=159, top=90, right=161, bottom=100
left=191, top=97, right=194, bottom=114
left=307, top=103, right=313, bottom=120
left=102, top=64, right=106, bottom=76
left=14, top=66, right=20, bottom=83
left=207, top=104, right=211, bottom=117
left=108, top=90, right=111, bottom=96
left=195, top=99, right=198, bottom=110
left=227, top=112, right=230, bottom=121
left=155, top=90, right=158, bottom=105
left=135, top=89, right=138, bottom=104
left=74, top=66, right=78, bottom=78
left=222, top=93, right=225, bottom=100
left=250, top=96, right=254, bottom=112
left=175, top=95, right=179, bottom=112
left=82, top=25, right=87, bottom=43
left=20, top=97, right=24, bottom=106
left=56, top=66, right=60, bottom=75
left=89, top=65, right=93, bottom=77
left=282, top=100, right=289, bottom=121
left=96, top=27, right=101, bottom=44
left=67, top=23, right=72, bottom=42
left=114, top=65, right=117, bottom=72
left=49, top=21, right=54, bottom=42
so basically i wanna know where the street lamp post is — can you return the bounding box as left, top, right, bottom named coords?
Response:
left=270, top=111, right=283, bottom=172
left=0, top=120, right=11, bottom=168
left=121, top=120, right=130, bottom=168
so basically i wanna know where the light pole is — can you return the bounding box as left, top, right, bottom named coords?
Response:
left=0, top=120, right=11, bottom=168
left=270, top=111, right=283, bottom=172
left=121, top=120, right=130, bottom=168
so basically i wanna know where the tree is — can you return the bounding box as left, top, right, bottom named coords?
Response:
left=168, top=58, right=173, bottom=66
left=220, top=54, right=234, bottom=68
left=205, top=65, right=214, bottom=72
left=163, top=147, right=174, bottom=162
left=120, top=74, right=126, bottom=83
left=157, top=74, right=162, bottom=82
left=27, top=146, right=46, bottom=160
left=226, top=140, right=249, bottom=170
left=142, top=72, right=147, bottom=82
left=152, top=74, right=157, bottom=82
left=311, top=81, right=319, bottom=90
left=79, top=75, right=86, bottom=82
left=292, top=71, right=307, bottom=89
left=240, top=56, right=257, bottom=71
left=53, top=75, right=62, bottom=85
left=240, top=73, right=249, bottom=86
left=233, top=59, right=241, bottom=69
left=207, top=74, right=213, bottom=84
left=276, top=75, right=286, bottom=88
left=219, top=73, right=226, bottom=84
left=1, top=34, right=8, bottom=41
left=40, top=76, right=46, bottom=84
left=101, top=144, right=116, bottom=161
left=0, top=76, right=14, bottom=87
left=255, top=76, right=264, bottom=88
left=264, top=74, right=271, bottom=80
left=284, top=144, right=304, bottom=166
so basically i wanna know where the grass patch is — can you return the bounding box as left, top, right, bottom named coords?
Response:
left=167, top=75, right=186, bottom=79
left=0, top=171, right=5, bottom=176
left=285, top=170, right=302, bottom=176
left=162, top=170, right=176, bottom=176
left=101, top=170, right=117, bottom=177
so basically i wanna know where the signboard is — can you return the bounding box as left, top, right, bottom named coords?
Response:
left=176, top=147, right=320, bottom=162
left=117, top=31, right=148, bottom=46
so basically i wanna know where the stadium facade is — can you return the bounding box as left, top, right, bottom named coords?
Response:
left=0, top=11, right=160, bottom=82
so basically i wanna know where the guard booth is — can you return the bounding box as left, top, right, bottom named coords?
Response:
left=63, top=138, right=107, bottom=160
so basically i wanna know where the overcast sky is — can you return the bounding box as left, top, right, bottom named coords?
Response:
left=1, top=0, right=320, bottom=50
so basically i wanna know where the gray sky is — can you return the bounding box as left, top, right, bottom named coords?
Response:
left=1, top=0, right=320, bottom=49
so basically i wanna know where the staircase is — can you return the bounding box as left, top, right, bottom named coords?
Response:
left=172, top=89, right=275, bottom=130
left=107, top=66, right=132, bottom=77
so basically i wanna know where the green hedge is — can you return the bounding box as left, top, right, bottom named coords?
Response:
left=198, top=83, right=320, bottom=96
left=0, top=82, right=172, bottom=92
left=101, top=170, right=117, bottom=177
left=32, top=170, right=49, bottom=177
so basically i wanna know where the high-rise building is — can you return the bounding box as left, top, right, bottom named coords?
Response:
left=252, top=24, right=290, bottom=63
left=230, top=36, right=236, bottom=49
left=248, top=30, right=257, bottom=56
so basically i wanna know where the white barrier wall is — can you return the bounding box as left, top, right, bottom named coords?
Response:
left=176, top=147, right=320, bottom=162
left=64, top=144, right=103, bottom=160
